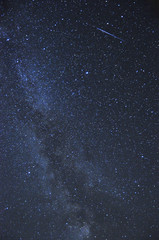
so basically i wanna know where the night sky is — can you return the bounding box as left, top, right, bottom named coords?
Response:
left=0, top=0, right=159, bottom=239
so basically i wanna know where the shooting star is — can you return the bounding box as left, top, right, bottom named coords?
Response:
left=97, top=27, right=124, bottom=42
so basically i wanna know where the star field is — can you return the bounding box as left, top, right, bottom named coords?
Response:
left=0, top=0, right=159, bottom=239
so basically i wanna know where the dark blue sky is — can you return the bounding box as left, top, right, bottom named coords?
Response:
left=0, top=1, right=159, bottom=239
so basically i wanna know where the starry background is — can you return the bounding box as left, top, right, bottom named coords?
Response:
left=0, top=0, right=159, bottom=239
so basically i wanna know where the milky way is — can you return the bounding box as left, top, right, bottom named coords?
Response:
left=0, top=1, right=159, bottom=239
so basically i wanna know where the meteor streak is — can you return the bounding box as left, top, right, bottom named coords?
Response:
left=97, top=27, right=124, bottom=42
